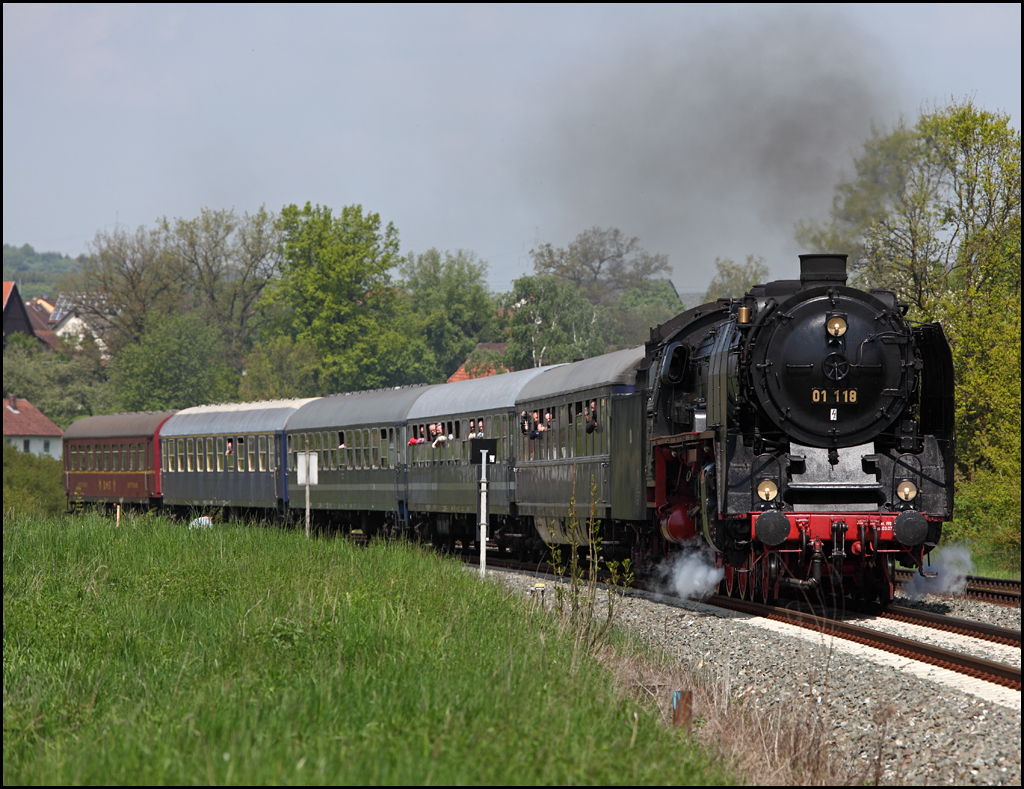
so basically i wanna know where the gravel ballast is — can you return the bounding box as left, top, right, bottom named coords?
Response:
left=497, top=569, right=1022, bottom=786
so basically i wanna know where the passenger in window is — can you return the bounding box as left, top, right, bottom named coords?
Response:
left=528, top=410, right=548, bottom=440
left=520, top=411, right=531, bottom=435
left=469, top=418, right=477, bottom=438
left=432, top=422, right=448, bottom=448
left=585, top=400, right=602, bottom=433
left=475, top=417, right=484, bottom=438
left=339, top=432, right=346, bottom=449
left=225, top=439, right=234, bottom=456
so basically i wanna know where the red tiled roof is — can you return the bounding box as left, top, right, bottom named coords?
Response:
left=2, top=282, right=13, bottom=310
left=447, top=343, right=509, bottom=383
left=2, top=397, right=63, bottom=437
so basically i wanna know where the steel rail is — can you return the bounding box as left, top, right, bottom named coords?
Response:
left=708, top=594, right=1021, bottom=691
left=882, top=605, right=1021, bottom=647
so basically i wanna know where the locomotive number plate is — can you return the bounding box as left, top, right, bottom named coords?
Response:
left=811, top=388, right=857, bottom=404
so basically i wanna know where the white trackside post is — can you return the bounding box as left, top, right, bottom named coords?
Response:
left=479, top=449, right=488, bottom=578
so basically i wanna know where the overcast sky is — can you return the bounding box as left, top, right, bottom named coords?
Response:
left=3, top=4, right=1020, bottom=292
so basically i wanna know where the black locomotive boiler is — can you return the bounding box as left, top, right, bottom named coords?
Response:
left=644, top=254, right=954, bottom=602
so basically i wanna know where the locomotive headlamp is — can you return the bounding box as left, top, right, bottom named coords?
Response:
left=896, top=480, right=918, bottom=501
left=756, top=479, right=779, bottom=501
left=826, top=315, right=848, bottom=337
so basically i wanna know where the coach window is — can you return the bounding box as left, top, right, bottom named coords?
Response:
left=350, top=430, right=360, bottom=470
left=269, top=435, right=277, bottom=471
left=258, top=435, right=267, bottom=472
left=198, top=439, right=206, bottom=472
left=215, top=437, right=224, bottom=471
left=122, top=443, right=129, bottom=472
left=247, top=436, right=256, bottom=473
left=161, top=441, right=168, bottom=472
left=185, top=438, right=194, bottom=472
left=233, top=437, right=243, bottom=472
left=205, top=438, right=213, bottom=472
left=361, top=429, right=369, bottom=469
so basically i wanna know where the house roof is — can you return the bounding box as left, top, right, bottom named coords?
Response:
left=25, top=298, right=61, bottom=350
left=2, top=282, right=14, bottom=310
left=446, top=343, right=509, bottom=383
left=2, top=396, right=64, bottom=437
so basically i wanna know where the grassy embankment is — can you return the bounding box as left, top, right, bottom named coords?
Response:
left=3, top=512, right=731, bottom=785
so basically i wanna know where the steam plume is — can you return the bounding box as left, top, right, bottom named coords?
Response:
left=522, top=7, right=900, bottom=284
left=662, top=540, right=725, bottom=600
left=901, top=545, right=974, bottom=601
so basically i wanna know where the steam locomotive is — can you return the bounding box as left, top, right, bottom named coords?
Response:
left=62, top=254, right=953, bottom=604
left=644, top=254, right=954, bottom=602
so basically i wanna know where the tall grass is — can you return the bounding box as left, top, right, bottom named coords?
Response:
left=3, top=513, right=730, bottom=785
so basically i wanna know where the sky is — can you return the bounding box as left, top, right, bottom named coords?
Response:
left=3, top=4, right=1020, bottom=293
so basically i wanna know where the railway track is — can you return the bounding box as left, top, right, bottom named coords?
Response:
left=707, top=594, right=1021, bottom=691
left=461, top=550, right=1022, bottom=691
left=895, top=570, right=1021, bottom=606
left=881, top=605, right=1021, bottom=647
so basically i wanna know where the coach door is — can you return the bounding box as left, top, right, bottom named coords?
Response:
left=395, top=423, right=409, bottom=530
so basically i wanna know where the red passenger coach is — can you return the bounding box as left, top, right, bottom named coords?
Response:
left=63, top=411, right=177, bottom=509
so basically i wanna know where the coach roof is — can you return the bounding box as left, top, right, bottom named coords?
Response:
left=517, top=345, right=645, bottom=402
left=161, top=399, right=317, bottom=437
left=63, top=411, right=177, bottom=440
left=286, top=385, right=436, bottom=431
left=406, top=366, right=560, bottom=420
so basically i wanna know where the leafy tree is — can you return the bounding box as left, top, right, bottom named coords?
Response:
left=164, top=207, right=282, bottom=373
left=500, top=276, right=605, bottom=369
left=265, top=203, right=434, bottom=392
left=108, top=313, right=230, bottom=411
left=2, top=333, right=114, bottom=429
left=531, top=227, right=671, bottom=306
left=239, top=335, right=321, bottom=401
left=397, top=248, right=496, bottom=380
left=607, top=280, right=684, bottom=348
left=2, top=243, right=81, bottom=300
left=797, top=100, right=1021, bottom=316
left=66, top=223, right=185, bottom=355
left=703, top=254, right=770, bottom=301
left=3, top=442, right=65, bottom=516
left=795, top=122, right=918, bottom=277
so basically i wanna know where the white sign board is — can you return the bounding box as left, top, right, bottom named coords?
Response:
left=297, top=451, right=319, bottom=486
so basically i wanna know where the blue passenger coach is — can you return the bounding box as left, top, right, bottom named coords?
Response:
left=160, top=399, right=316, bottom=517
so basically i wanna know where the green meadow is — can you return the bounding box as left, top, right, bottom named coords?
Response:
left=3, top=513, right=730, bottom=785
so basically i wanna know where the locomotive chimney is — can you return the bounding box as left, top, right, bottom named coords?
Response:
left=799, top=254, right=848, bottom=288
